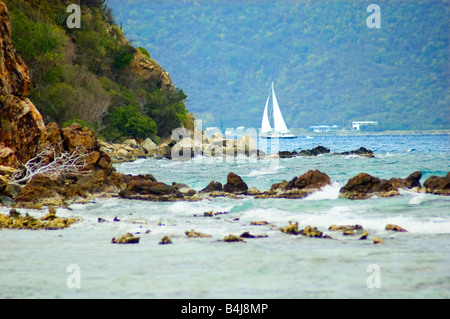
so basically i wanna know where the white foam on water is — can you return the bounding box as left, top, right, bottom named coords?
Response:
left=376, top=152, right=395, bottom=158
left=247, top=165, right=283, bottom=177
left=238, top=206, right=300, bottom=225
left=343, top=154, right=364, bottom=159
left=304, top=182, right=342, bottom=201
left=314, top=206, right=450, bottom=234
left=407, top=193, right=427, bottom=205
left=166, top=200, right=235, bottom=217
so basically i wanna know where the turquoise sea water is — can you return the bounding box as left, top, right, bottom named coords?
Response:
left=0, top=134, right=449, bottom=299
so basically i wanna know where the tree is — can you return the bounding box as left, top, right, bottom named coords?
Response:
left=108, top=105, right=157, bottom=140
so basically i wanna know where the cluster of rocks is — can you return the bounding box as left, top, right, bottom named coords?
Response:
left=100, top=140, right=377, bottom=163
left=99, top=138, right=159, bottom=163
left=1, top=144, right=449, bottom=207
left=170, top=132, right=264, bottom=160
left=99, top=132, right=265, bottom=163
left=0, top=207, right=78, bottom=230
left=338, top=170, right=449, bottom=198
left=276, top=221, right=408, bottom=244
left=278, top=146, right=374, bottom=158
left=110, top=219, right=410, bottom=246
left=340, top=171, right=420, bottom=199
left=116, top=168, right=449, bottom=203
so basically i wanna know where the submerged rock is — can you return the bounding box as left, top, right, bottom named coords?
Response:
left=111, top=233, right=140, bottom=244
left=203, top=210, right=213, bottom=217
left=222, top=234, right=244, bottom=242
left=278, top=146, right=330, bottom=158
left=0, top=208, right=78, bottom=230
left=373, top=237, right=384, bottom=244
left=359, top=231, right=369, bottom=240
left=328, top=225, right=364, bottom=232
left=159, top=235, right=172, bottom=245
left=185, top=230, right=211, bottom=238
left=338, top=147, right=374, bottom=158
left=299, top=146, right=331, bottom=156
left=240, top=232, right=268, bottom=239
left=385, top=224, right=408, bottom=232
left=300, top=225, right=324, bottom=238
left=250, top=221, right=270, bottom=226
left=279, top=221, right=301, bottom=235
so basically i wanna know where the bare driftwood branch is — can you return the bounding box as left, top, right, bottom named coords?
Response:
left=10, top=143, right=89, bottom=185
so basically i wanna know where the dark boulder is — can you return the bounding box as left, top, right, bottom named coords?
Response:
left=119, top=176, right=182, bottom=199
left=389, top=171, right=422, bottom=190
left=278, top=146, right=330, bottom=158
left=223, top=172, right=248, bottom=193
left=339, top=147, right=374, bottom=157
left=298, top=146, right=330, bottom=156
left=200, top=181, right=223, bottom=193
left=423, top=172, right=450, bottom=196
left=286, top=169, right=331, bottom=190
left=340, top=173, right=400, bottom=199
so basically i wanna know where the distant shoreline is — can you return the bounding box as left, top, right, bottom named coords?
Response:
left=290, top=129, right=450, bottom=137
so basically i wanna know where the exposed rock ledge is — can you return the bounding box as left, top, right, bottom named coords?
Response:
left=100, top=139, right=376, bottom=163
left=100, top=132, right=266, bottom=163
left=278, top=146, right=375, bottom=158
left=339, top=171, right=424, bottom=199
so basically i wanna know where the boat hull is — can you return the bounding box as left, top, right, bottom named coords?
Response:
left=260, top=133, right=297, bottom=139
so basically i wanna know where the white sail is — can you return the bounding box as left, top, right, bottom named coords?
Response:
left=271, top=83, right=289, bottom=133
left=261, top=93, right=272, bottom=134
left=260, top=82, right=296, bottom=139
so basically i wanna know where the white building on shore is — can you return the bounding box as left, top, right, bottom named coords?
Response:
left=352, top=121, right=378, bottom=131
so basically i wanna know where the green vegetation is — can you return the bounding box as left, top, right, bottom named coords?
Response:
left=7, top=0, right=191, bottom=141
left=109, top=0, right=449, bottom=131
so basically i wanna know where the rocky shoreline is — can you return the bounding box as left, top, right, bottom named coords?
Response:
left=2, top=151, right=448, bottom=208
left=100, top=136, right=378, bottom=163
left=0, top=0, right=448, bottom=230
left=98, top=132, right=266, bottom=163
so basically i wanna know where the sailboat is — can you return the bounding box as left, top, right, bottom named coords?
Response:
left=260, top=82, right=297, bottom=139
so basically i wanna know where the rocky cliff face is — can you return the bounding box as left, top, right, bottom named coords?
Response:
left=0, top=1, right=30, bottom=97
left=0, top=0, right=45, bottom=167
left=130, top=50, right=174, bottom=92
left=0, top=0, right=195, bottom=208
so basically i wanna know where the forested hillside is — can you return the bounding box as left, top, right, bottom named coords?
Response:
left=110, top=0, right=449, bottom=131
left=6, top=0, right=192, bottom=142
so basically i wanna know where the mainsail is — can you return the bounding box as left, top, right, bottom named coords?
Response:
left=260, top=82, right=296, bottom=138
left=271, top=83, right=289, bottom=133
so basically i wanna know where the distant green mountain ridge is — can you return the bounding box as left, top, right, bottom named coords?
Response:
left=109, top=0, right=449, bottom=131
